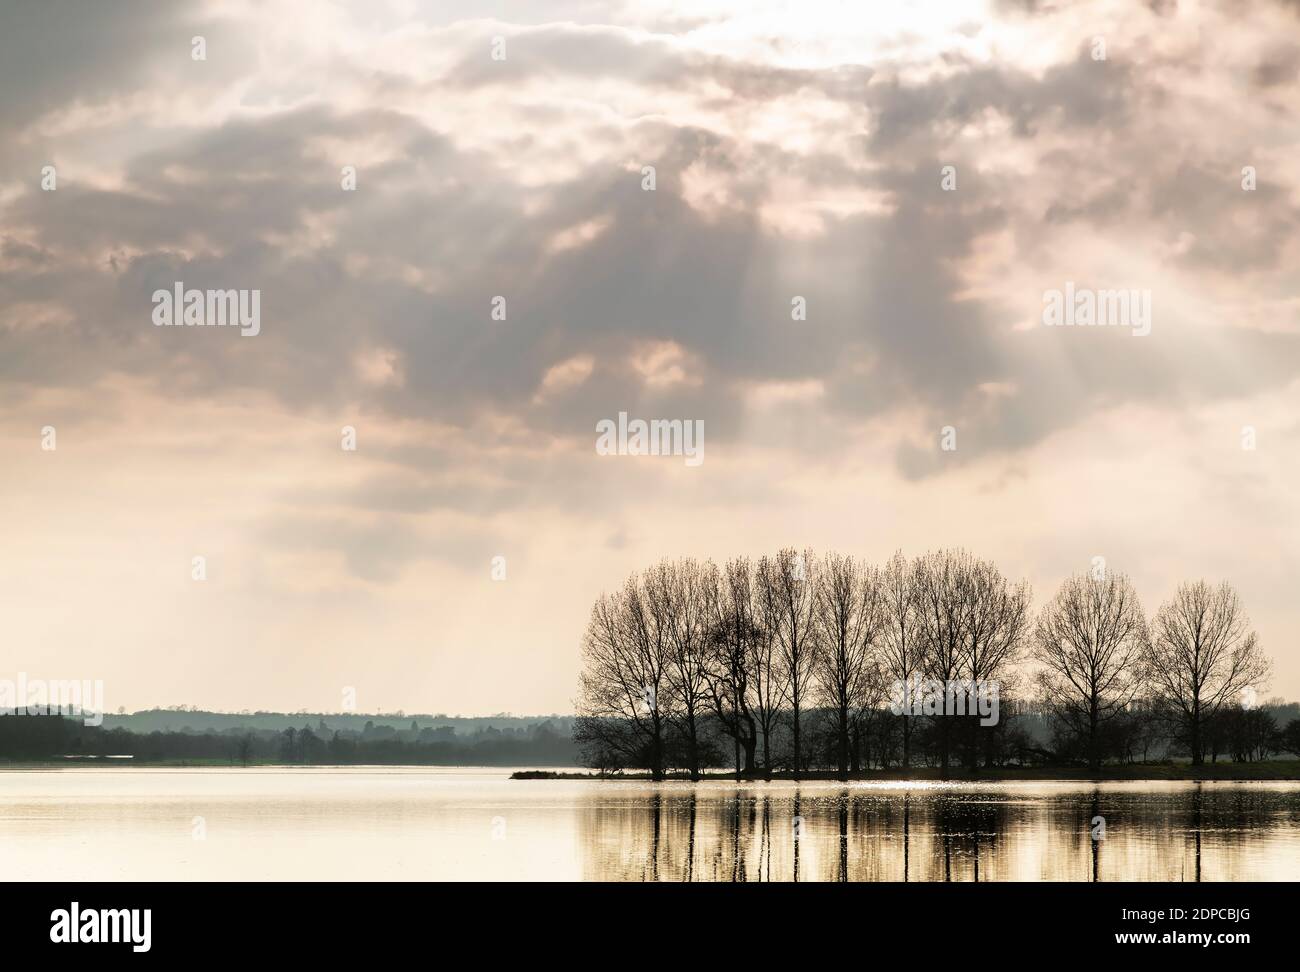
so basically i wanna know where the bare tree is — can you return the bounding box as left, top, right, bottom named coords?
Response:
left=702, top=559, right=759, bottom=776
left=765, top=547, right=817, bottom=777
left=881, top=551, right=923, bottom=768
left=1033, top=571, right=1148, bottom=769
left=575, top=576, right=672, bottom=779
left=647, top=559, right=710, bottom=780
left=1146, top=580, right=1271, bottom=765
left=749, top=556, right=784, bottom=778
left=960, top=555, right=1031, bottom=769
left=912, top=549, right=969, bottom=774
left=811, top=553, right=887, bottom=780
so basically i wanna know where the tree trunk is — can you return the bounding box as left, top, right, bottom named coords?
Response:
left=837, top=703, right=849, bottom=781
left=655, top=710, right=668, bottom=781
left=1190, top=706, right=1203, bottom=766
left=792, top=694, right=802, bottom=779
left=1088, top=705, right=1100, bottom=771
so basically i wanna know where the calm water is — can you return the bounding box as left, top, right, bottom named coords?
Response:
left=2, top=768, right=1298, bottom=881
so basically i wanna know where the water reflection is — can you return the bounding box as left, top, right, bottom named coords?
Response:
left=578, top=781, right=1300, bottom=881
left=3, top=770, right=1298, bottom=881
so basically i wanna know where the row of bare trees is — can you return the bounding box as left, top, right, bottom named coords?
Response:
left=1035, top=571, right=1271, bottom=768
left=575, top=549, right=1272, bottom=778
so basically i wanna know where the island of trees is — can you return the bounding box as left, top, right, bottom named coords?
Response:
left=574, top=548, right=1295, bottom=780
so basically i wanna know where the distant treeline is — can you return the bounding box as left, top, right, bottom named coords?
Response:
left=99, top=709, right=572, bottom=736
left=575, top=549, right=1294, bottom=779
left=571, top=700, right=1300, bottom=777
left=0, top=714, right=579, bottom=766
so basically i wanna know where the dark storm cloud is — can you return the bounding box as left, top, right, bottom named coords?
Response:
left=0, top=0, right=184, bottom=133
left=2, top=0, right=1299, bottom=530
left=0, top=0, right=258, bottom=173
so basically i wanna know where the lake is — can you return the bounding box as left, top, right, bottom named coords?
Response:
left=2, top=768, right=1298, bottom=881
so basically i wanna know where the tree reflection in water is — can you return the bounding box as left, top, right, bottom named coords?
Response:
left=577, top=781, right=1299, bottom=881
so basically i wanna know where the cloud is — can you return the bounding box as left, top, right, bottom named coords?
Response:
left=2, top=0, right=1298, bottom=709
left=3, top=0, right=1298, bottom=489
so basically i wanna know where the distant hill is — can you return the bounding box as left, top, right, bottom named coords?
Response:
left=101, top=709, right=575, bottom=737
left=2, top=711, right=581, bottom=766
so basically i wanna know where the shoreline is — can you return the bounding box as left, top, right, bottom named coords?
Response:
left=3, top=760, right=1297, bottom=781
left=511, top=762, right=1300, bottom=782
left=0, top=760, right=570, bottom=771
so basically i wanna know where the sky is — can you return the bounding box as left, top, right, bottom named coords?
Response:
left=1, top=0, right=1297, bottom=715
